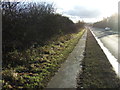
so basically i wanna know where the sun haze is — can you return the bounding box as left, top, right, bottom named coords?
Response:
left=4, top=0, right=119, bottom=23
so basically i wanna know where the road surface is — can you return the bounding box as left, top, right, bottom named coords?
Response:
left=90, top=27, right=119, bottom=62
left=89, top=27, right=120, bottom=77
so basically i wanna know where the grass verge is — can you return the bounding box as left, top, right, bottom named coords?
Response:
left=77, top=29, right=120, bottom=88
left=3, top=29, right=85, bottom=89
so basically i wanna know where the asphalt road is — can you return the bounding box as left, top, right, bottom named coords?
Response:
left=89, top=27, right=119, bottom=63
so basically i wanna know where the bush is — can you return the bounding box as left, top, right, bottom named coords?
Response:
left=2, top=2, right=78, bottom=53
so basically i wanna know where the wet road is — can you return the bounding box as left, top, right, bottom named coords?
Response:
left=90, top=27, right=119, bottom=63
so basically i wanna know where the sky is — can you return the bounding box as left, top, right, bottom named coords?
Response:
left=7, top=0, right=120, bottom=23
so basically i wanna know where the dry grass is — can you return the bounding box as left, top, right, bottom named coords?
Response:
left=3, top=29, right=85, bottom=89
left=77, top=29, right=120, bottom=88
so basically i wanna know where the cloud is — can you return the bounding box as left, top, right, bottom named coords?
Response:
left=65, top=6, right=101, bottom=18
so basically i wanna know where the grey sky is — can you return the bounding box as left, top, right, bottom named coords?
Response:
left=66, top=6, right=101, bottom=18
left=15, top=0, right=119, bottom=22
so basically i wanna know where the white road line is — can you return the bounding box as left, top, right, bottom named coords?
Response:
left=90, top=29, right=120, bottom=78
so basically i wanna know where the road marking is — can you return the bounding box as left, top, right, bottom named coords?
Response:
left=90, top=29, right=120, bottom=78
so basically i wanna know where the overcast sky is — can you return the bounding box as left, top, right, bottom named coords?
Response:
left=9, top=0, right=119, bottom=23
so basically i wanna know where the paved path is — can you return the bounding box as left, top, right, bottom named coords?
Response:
left=46, top=30, right=87, bottom=88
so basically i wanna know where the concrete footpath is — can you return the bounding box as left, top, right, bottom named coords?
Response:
left=46, top=30, right=87, bottom=88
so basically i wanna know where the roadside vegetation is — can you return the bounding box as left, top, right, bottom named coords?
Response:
left=93, top=14, right=118, bottom=32
left=77, top=30, right=120, bottom=88
left=2, top=1, right=85, bottom=89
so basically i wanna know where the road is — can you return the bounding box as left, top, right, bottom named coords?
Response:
left=89, top=27, right=120, bottom=77
left=90, top=27, right=119, bottom=62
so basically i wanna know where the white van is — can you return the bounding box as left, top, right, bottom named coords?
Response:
left=105, top=27, right=111, bottom=30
